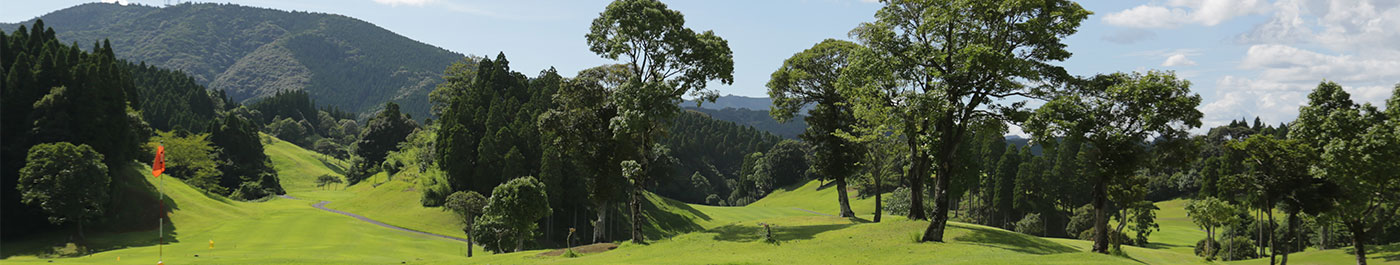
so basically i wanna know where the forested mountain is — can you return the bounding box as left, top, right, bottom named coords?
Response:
left=682, top=95, right=780, bottom=111
left=1, top=2, right=469, bottom=120
left=685, top=107, right=805, bottom=139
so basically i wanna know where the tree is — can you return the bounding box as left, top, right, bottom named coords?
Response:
left=847, top=0, right=1090, bottom=241
left=1227, top=134, right=1315, bottom=264
left=356, top=102, right=417, bottom=179
left=445, top=191, right=488, bottom=257
left=208, top=115, right=283, bottom=199
left=587, top=0, right=734, bottom=244
left=1025, top=71, right=1202, bottom=253
left=1290, top=81, right=1400, bottom=265
left=476, top=177, right=551, bottom=252
left=150, top=131, right=224, bottom=194
left=314, top=175, right=343, bottom=190
left=538, top=64, right=629, bottom=243
left=1187, top=197, right=1238, bottom=260
left=16, top=142, right=110, bottom=241
left=768, top=39, right=865, bottom=217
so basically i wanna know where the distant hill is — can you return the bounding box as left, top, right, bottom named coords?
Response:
left=686, top=107, right=805, bottom=139
left=682, top=95, right=777, bottom=111
left=2, top=2, right=469, bottom=120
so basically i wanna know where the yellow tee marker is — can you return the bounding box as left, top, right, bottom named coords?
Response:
left=210, top=239, right=215, bottom=249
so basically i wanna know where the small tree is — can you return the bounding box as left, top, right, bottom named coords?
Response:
left=314, top=174, right=343, bottom=190
left=1186, top=197, right=1238, bottom=260
left=16, top=142, right=111, bottom=241
left=478, top=176, right=551, bottom=252
left=445, top=190, right=487, bottom=257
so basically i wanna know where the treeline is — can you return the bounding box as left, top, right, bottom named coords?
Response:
left=685, top=106, right=807, bottom=139
left=1, top=21, right=288, bottom=240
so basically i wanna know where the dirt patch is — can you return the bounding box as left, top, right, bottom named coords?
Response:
left=536, top=242, right=619, bottom=257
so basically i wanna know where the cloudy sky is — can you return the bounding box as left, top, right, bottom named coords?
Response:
left=4, top=0, right=1398, bottom=130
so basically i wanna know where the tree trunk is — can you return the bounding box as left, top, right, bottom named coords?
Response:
left=836, top=176, right=855, bottom=217
left=515, top=230, right=524, bottom=252
left=1207, top=227, right=1216, bottom=260
left=1115, top=206, right=1128, bottom=250
left=593, top=201, right=608, bottom=243
left=1091, top=174, right=1109, bottom=254
left=874, top=175, right=883, bottom=223
left=920, top=158, right=952, bottom=242
left=76, top=221, right=85, bottom=242
left=630, top=186, right=643, bottom=244
left=1321, top=222, right=1330, bottom=250
left=906, top=134, right=927, bottom=221
left=1266, top=198, right=1276, bottom=265
left=1283, top=212, right=1297, bottom=265
left=1349, top=221, right=1368, bottom=265
left=467, top=225, right=475, bottom=257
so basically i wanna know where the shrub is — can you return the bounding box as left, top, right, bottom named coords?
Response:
left=1077, top=227, right=1131, bottom=246
left=885, top=187, right=932, bottom=217
left=1065, top=204, right=1095, bottom=236
left=1218, top=236, right=1258, bottom=261
left=705, top=194, right=722, bottom=205
left=1194, top=238, right=1220, bottom=259
left=1014, top=213, right=1045, bottom=236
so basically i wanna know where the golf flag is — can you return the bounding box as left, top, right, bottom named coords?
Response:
left=152, top=145, right=165, bottom=178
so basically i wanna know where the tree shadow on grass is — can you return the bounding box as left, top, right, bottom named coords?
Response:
left=640, top=193, right=711, bottom=239
left=950, top=223, right=1078, bottom=255
left=1, top=163, right=180, bottom=259
left=710, top=223, right=856, bottom=243
left=1373, top=243, right=1400, bottom=261
left=315, top=156, right=347, bottom=175
left=1144, top=241, right=1190, bottom=250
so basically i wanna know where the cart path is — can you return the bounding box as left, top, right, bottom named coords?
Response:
left=278, top=195, right=469, bottom=243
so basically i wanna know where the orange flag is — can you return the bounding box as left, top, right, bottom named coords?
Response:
left=152, top=145, right=165, bottom=178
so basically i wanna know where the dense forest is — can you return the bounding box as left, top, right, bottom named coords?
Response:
left=1, top=2, right=468, bottom=120
left=685, top=106, right=806, bottom=139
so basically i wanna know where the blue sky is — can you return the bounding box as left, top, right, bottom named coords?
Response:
left=4, top=0, right=1398, bottom=130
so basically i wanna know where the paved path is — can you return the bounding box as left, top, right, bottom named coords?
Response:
left=279, top=195, right=470, bottom=243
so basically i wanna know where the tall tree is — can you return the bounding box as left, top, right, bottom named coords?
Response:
left=538, top=64, right=628, bottom=243
left=586, top=0, right=734, bottom=244
left=1025, top=71, right=1202, bottom=253
left=357, top=102, right=418, bottom=175
left=15, top=142, right=110, bottom=241
left=768, top=39, right=865, bottom=217
left=1290, top=81, right=1400, bottom=265
left=847, top=0, right=1090, bottom=240
left=1228, top=134, right=1314, bottom=264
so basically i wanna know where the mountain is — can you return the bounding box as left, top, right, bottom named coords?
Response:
left=2, top=2, right=469, bottom=120
left=685, top=107, right=805, bottom=139
left=682, top=95, right=777, bottom=111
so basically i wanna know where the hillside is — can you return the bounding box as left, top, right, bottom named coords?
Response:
left=2, top=3, right=468, bottom=120
left=687, top=106, right=806, bottom=139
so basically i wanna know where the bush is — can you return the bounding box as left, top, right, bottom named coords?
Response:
left=1194, top=238, right=1220, bottom=259
left=884, top=187, right=932, bottom=217
left=1218, top=236, right=1258, bottom=261
left=1065, top=204, right=1095, bottom=237
left=705, top=194, right=722, bottom=205
left=1077, top=227, right=1131, bottom=246
left=1014, top=213, right=1045, bottom=236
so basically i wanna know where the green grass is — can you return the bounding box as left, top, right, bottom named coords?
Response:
left=1, top=165, right=481, bottom=264
left=6, top=138, right=1398, bottom=264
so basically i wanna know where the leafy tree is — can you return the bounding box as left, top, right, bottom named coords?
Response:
left=586, top=0, right=734, bottom=243
left=538, top=64, right=627, bottom=243
left=16, top=142, right=110, bottom=241
left=444, top=191, right=488, bottom=257
left=1290, top=81, right=1400, bottom=265
left=769, top=39, right=865, bottom=217
left=847, top=0, right=1090, bottom=241
left=355, top=102, right=417, bottom=183
left=1227, top=134, right=1315, bottom=264
left=314, top=174, right=343, bottom=190
left=150, top=131, right=225, bottom=194
left=1187, top=197, right=1239, bottom=260
left=1025, top=71, right=1202, bottom=253
left=208, top=115, right=283, bottom=199
left=476, top=176, right=552, bottom=252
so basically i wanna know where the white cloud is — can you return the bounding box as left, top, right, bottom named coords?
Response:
left=372, top=0, right=437, bottom=7
left=1104, top=0, right=1271, bottom=28
left=1162, top=54, right=1198, bottom=67
left=101, top=0, right=132, bottom=5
